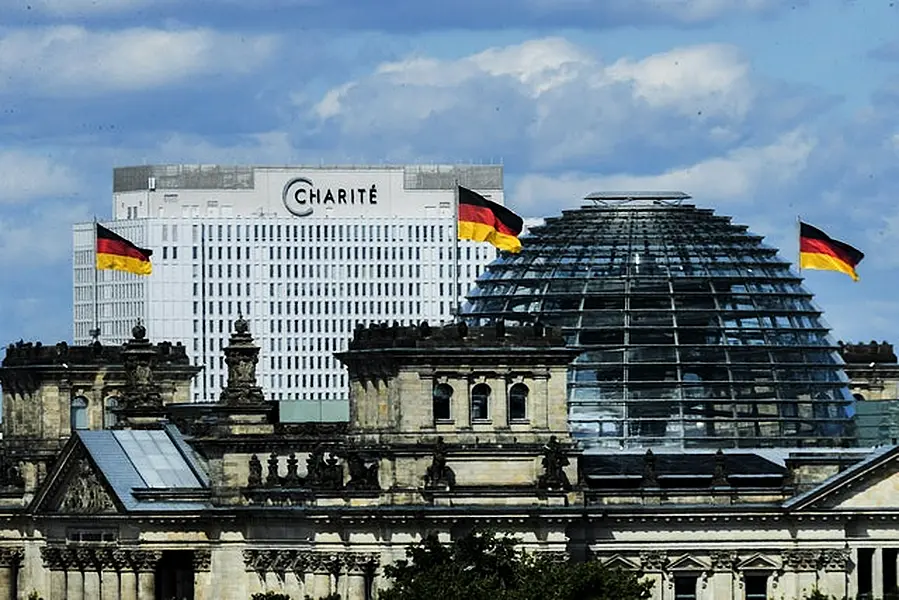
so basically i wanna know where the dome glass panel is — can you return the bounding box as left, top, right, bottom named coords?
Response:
left=461, top=198, right=852, bottom=450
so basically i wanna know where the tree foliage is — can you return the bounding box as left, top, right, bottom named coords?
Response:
left=380, top=530, right=653, bottom=600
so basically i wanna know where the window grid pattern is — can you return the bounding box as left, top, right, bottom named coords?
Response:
left=75, top=216, right=495, bottom=404
left=462, top=203, right=852, bottom=450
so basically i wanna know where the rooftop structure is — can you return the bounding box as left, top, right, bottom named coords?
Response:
left=462, top=194, right=853, bottom=449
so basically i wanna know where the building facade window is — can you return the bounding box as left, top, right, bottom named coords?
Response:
left=433, top=383, right=453, bottom=421
left=104, top=396, right=120, bottom=429
left=471, top=383, right=491, bottom=421
left=70, top=396, right=89, bottom=431
left=673, top=575, right=698, bottom=600
left=744, top=574, right=768, bottom=600
left=509, top=383, right=528, bottom=421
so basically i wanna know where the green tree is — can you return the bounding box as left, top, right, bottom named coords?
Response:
left=380, top=530, right=652, bottom=600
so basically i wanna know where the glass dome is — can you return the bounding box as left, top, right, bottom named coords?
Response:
left=461, top=195, right=853, bottom=450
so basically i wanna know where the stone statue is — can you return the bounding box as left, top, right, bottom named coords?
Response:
left=424, top=437, right=455, bottom=490
left=247, top=454, right=262, bottom=487
left=641, top=448, right=659, bottom=488
left=346, top=449, right=380, bottom=491
left=537, top=436, right=570, bottom=490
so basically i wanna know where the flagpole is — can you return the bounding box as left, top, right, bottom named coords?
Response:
left=91, top=217, right=100, bottom=341
left=797, top=215, right=802, bottom=274
left=452, top=180, right=460, bottom=319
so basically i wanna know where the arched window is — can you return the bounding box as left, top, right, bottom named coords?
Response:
left=70, top=396, right=88, bottom=431
left=433, top=383, right=453, bottom=421
left=509, top=383, right=529, bottom=421
left=471, top=383, right=491, bottom=421
left=104, top=396, right=120, bottom=429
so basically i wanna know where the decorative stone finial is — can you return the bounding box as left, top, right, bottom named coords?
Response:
left=131, top=320, right=146, bottom=341
left=219, top=316, right=265, bottom=406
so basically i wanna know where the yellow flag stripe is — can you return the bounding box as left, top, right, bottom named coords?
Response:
left=800, top=252, right=858, bottom=281
left=458, top=221, right=522, bottom=253
left=97, top=252, right=153, bottom=276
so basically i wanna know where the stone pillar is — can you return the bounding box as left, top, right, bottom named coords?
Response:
left=873, top=547, right=885, bottom=599
left=707, top=550, right=736, bottom=600
left=820, top=548, right=851, bottom=599
left=49, top=571, right=66, bottom=600
left=193, top=549, right=212, bottom=600
left=119, top=571, right=137, bottom=600
left=100, top=570, right=119, bottom=600
left=83, top=570, right=101, bottom=599
left=137, top=571, right=154, bottom=600
left=639, top=551, right=667, bottom=600
left=344, top=554, right=378, bottom=600
left=309, top=555, right=334, bottom=599
left=0, top=547, right=22, bottom=600
left=66, top=570, right=83, bottom=600
left=132, top=550, right=160, bottom=600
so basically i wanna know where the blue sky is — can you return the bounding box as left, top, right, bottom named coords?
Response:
left=1, top=0, right=899, bottom=346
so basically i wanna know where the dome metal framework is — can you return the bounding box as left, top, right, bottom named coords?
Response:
left=462, top=195, right=853, bottom=450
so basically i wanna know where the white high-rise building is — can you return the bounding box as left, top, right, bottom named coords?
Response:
left=73, top=164, right=504, bottom=404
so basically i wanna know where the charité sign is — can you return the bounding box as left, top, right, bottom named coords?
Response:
left=282, top=176, right=379, bottom=217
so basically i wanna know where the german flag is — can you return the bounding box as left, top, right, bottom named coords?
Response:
left=457, top=186, right=523, bottom=253
left=799, top=222, right=864, bottom=281
left=96, top=223, right=153, bottom=276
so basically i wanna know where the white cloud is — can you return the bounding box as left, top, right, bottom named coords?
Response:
left=0, top=201, right=91, bottom=268
left=509, top=130, right=815, bottom=214
left=603, top=44, right=754, bottom=118
left=304, top=37, right=799, bottom=170
left=0, top=151, right=81, bottom=203
left=0, top=26, right=278, bottom=96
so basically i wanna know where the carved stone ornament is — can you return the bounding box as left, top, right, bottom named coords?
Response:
left=130, top=550, right=162, bottom=573
left=243, top=549, right=310, bottom=576
left=537, top=436, right=571, bottom=491
left=640, top=551, right=668, bottom=571
left=783, top=550, right=820, bottom=572
left=121, top=321, right=163, bottom=410
left=0, top=547, right=23, bottom=568
left=220, top=316, right=266, bottom=406
left=709, top=550, right=737, bottom=571
left=306, top=445, right=343, bottom=490
left=0, top=456, right=25, bottom=489
left=57, top=458, right=116, bottom=514
left=820, top=548, right=851, bottom=572
left=193, top=549, right=212, bottom=572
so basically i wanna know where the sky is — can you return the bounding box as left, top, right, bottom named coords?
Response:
left=1, top=0, right=898, bottom=347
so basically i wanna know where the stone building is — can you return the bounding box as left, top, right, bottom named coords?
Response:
left=840, top=341, right=899, bottom=447
left=0, top=320, right=899, bottom=599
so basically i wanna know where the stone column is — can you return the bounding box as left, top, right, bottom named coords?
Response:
left=873, top=548, right=885, bottom=599
left=309, top=554, right=335, bottom=599
left=120, top=570, right=137, bottom=600
left=639, top=551, right=667, bottom=600
left=707, top=551, right=736, bottom=600
left=48, top=570, right=65, bottom=600
left=76, top=548, right=100, bottom=600
left=344, top=554, right=377, bottom=600
left=193, top=549, right=212, bottom=600
left=132, top=550, right=160, bottom=600
left=0, top=547, right=22, bottom=600
left=820, top=548, right=850, bottom=599
left=83, top=570, right=101, bottom=599
left=66, top=570, right=83, bottom=600
left=100, top=570, right=119, bottom=600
